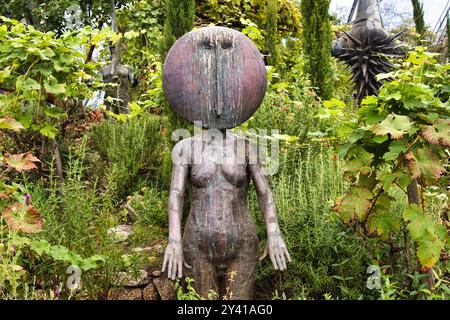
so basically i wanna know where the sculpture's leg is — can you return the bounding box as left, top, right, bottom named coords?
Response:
left=183, top=250, right=219, bottom=299
left=225, top=241, right=258, bottom=300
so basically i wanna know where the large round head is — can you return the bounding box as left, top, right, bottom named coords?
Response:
left=163, top=26, right=267, bottom=129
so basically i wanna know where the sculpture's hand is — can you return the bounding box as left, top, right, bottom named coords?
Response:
left=260, top=234, right=291, bottom=271
left=162, top=239, right=191, bottom=280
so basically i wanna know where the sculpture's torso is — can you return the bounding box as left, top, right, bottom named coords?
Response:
left=182, top=135, right=258, bottom=265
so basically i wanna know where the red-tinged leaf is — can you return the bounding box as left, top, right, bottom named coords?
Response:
left=3, top=152, right=41, bottom=173
left=2, top=203, right=43, bottom=234
left=0, top=115, right=24, bottom=131
left=404, top=148, right=445, bottom=184
left=372, top=114, right=415, bottom=139
left=422, top=119, right=450, bottom=147
left=334, top=187, right=373, bottom=223
left=343, top=146, right=374, bottom=181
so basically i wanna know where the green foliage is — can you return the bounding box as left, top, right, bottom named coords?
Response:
left=0, top=230, right=104, bottom=299
left=160, top=0, right=195, bottom=60
left=90, top=113, right=167, bottom=198
left=0, top=16, right=118, bottom=139
left=411, top=0, right=426, bottom=36
left=249, top=147, right=369, bottom=299
left=265, top=0, right=279, bottom=66
left=195, top=0, right=302, bottom=74
left=245, top=73, right=318, bottom=140
left=403, top=204, right=447, bottom=268
left=335, top=48, right=449, bottom=271
left=2, top=0, right=129, bottom=34
left=116, top=0, right=165, bottom=105
left=300, top=0, right=333, bottom=99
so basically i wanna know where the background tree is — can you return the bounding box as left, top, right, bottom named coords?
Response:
left=160, top=0, right=195, bottom=60
left=300, top=0, right=333, bottom=99
left=411, top=0, right=426, bottom=35
left=0, top=0, right=128, bottom=35
left=265, top=0, right=280, bottom=67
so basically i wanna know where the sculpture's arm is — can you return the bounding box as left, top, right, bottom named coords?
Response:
left=250, top=162, right=291, bottom=271
left=162, top=155, right=190, bottom=280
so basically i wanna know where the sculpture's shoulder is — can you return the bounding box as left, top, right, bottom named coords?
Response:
left=172, top=137, right=195, bottom=167
left=100, top=64, right=112, bottom=76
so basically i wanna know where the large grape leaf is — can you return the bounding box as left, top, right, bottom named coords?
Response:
left=343, top=146, right=374, bottom=180
left=422, top=119, right=450, bottom=147
left=403, top=204, right=448, bottom=269
left=368, top=210, right=400, bottom=241
left=367, top=194, right=399, bottom=240
left=334, top=187, right=373, bottom=223
left=44, top=76, right=66, bottom=95
left=404, top=148, right=445, bottom=184
left=372, top=114, right=415, bottom=139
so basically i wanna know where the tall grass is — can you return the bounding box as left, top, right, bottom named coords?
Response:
left=249, top=145, right=370, bottom=299
left=90, top=113, right=166, bottom=199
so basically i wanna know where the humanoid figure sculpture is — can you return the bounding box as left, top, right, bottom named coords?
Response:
left=332, top=0, right=404, bottom=103
left=161, top=26, right=291, bottom=300
left=101, top=0, right=138, bottom=114
left=100, top=54, right=138, bottom=114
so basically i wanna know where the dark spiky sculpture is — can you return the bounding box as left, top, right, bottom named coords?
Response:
left=332, top=0, right=404, bottom=104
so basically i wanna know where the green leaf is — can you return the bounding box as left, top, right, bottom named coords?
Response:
left=343, top=146, right=374, bottom=178
left=43, top=105, right=67, bottom=119
left=372, top=114, right=415, bottom=139
left=373, top=135, right=388, bottom=144
left=15, top=112, right=33, bottom=128
left=30, top=239, right=51, bottom=256
left=44, top=76, right=66, bottom=95
left=383, top=91, right=402, bottom=101
left=367, top=194, right=399, bottom=240
left=334, top=187, right=372, bottom=223
left=404, top=148, right=445, bottom=184
left=37, top=63, right=53, bottom=77
left=368, top=207, right=400, bottom=241
left=80, top=255, right=105, bottom=271
left=377, top=171, right=397, bottom=191
left=376, top=72, right=396, bottom=81
left=49, top=245, right=72, bottom=262
left=38, top=123, right=58, bottom=139
left=383, top=140, right=407, bottom=161
left=338, top=129, right=365, bottom=158
left=422, top=119, right=450, bottom=147
left=16, top=77, right=41, bottom=92
left=403, top=204, right=447, bottom=269
left=0, top=67, right=11, bottom=82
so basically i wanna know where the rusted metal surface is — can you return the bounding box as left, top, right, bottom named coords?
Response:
left=161, top=27, right=290, bottom=300
left=163, top=26, right=267, bottom=129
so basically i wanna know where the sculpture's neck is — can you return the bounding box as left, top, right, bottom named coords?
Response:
left=353, top=0, right=383, bottom=27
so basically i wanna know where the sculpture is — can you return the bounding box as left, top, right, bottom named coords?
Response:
left=100, top=0, right=138, bottom=114
left=100, top=58, right=138, bottom=114
left=161, top=26, right=291, bottom=300
left=332, top=0, right=404, bottom=103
